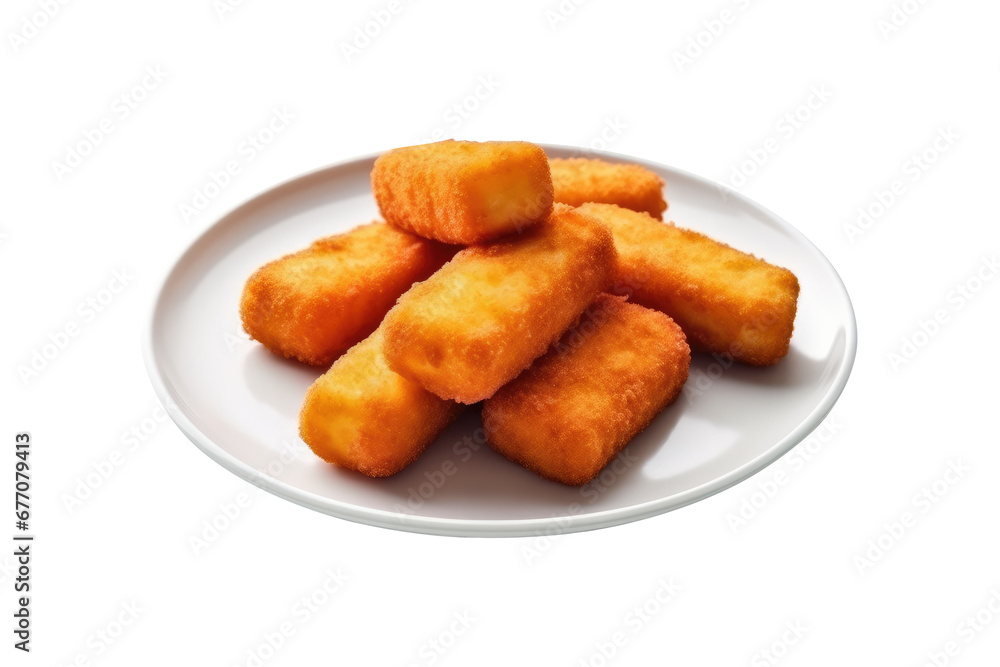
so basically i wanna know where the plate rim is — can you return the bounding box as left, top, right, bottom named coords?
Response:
left=142, top=144, right=858, bottom=538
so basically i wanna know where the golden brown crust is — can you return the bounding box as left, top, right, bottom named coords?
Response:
left=239, top=222, right=456, bottom=366
left=381, top=204, right=617, bottom=404
left=550, top=157, right=667, bottom=220
left=298, top=327, right=463, bottom=477
left=578, top=203, right=799, bottom=366
left=483, top=294, right=690, bottom=486
left=372, top=140, right=554, bottom=244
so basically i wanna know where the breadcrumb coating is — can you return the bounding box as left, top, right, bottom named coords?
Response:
left=550, top=157, right=667, bottom=220
left=579, top=203, right=799, bottom=366
left=240, top=222, right=456, bottom=366
left=299, top=327, right=463, bottom=477
left=372, top=140, right=554, bottom=244
left=483, top=294, right=690, bottom=486
left=381, top=204, right=616, bottom=403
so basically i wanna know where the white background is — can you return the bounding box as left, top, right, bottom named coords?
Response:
left=3, top=0, right=999, bottom=665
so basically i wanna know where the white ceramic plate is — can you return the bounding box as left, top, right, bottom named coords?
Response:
left=144, top=145, right=856, bottom=538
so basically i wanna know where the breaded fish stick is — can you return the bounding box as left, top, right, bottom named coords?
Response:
left=550, top=157, right=667, bottom=220
left=372, top=140, right=554, bottom=244
left=382, top=204, right=616, bottom=404
left=579, top=203, right=799, bottom=366
left=299, top=327, right=463, bottom=477
left=483, top=294, right=690, bottom=486
left=240, top=222, right=456, bottom=366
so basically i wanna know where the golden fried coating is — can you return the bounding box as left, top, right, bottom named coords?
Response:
left=371, top=140, right=554, bottom=244
left=550, top=157, right=667, bottom=220
left=240, top=222, right=456, bottom=366
left=299, top=327, right=463, bottom=477
left=483, top=294, right=690, bottom=486
left=381, top=204, right=616, bottom=404
left=578, top=203, right=799, bottom=366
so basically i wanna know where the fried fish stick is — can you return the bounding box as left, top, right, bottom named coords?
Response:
left=483, top=294, right=690, bottom=486
left=550, top=157, right=667, bottom=220
left=299, top=327, right=463, bottom=477
left=240, top=222, right=456, bottom=366
left=382, top=204, right=616, bottom=404
left=578, top=203, right=799, bottom=366
left=372, top=140, right=554, bottom=244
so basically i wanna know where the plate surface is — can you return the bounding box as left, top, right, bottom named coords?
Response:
left=144, top=145, right=857, bottom=538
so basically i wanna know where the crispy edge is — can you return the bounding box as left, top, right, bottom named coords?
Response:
left=483, top=294, right=691, bottom=486
left=372, top=140, right=553, bottom=244
left=381, top=204, right=616, bottom=403
left=579, top=203, right=800, bottom=366
left=239, top=222, right=456, bottom=366
left=550, top=157, right=667, bottom=220
left=298, top=329, right=463, bottom=477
